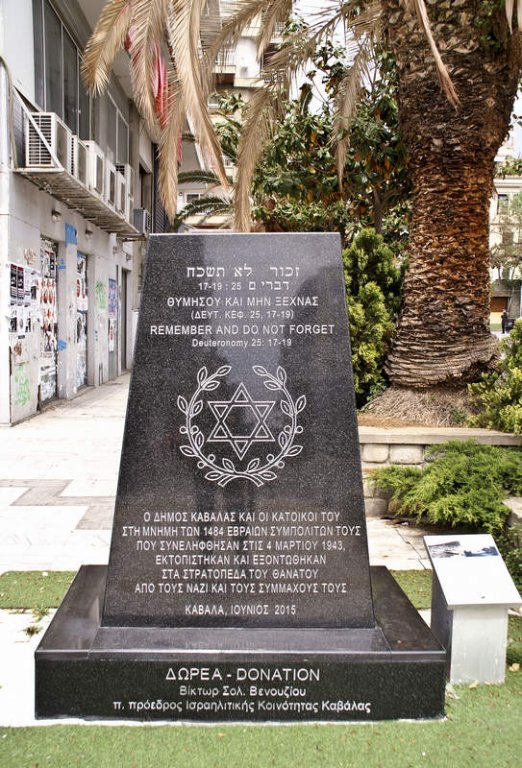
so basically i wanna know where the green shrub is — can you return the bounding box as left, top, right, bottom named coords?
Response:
left=497, top=527, right=522, bottom=595
left=506, top=614, right=522, bottom=665
left=469, top=319, right=522, bottom=434
left=370, top=440, right=522, bottom=534
left=343, top=228, right=403, bottom=406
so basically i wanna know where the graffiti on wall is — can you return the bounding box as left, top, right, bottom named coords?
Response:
left=95, top=281, right=107, bottom=310
left=14, top=364, right=30, bottom=407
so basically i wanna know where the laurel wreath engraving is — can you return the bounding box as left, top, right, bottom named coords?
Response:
left=177, top=365, right=306, bottom=487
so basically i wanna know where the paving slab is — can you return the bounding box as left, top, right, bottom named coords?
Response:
left=0, top=374, right=446, bottom=727
left=0, top=372, right=436, bottom=575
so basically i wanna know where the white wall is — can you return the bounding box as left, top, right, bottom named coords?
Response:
left=2, top=169, right=135, bottom=423
left=0, top=0, right=35, bottom=101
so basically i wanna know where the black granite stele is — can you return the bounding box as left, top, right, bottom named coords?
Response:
left=36, top=233, right=446, bottom=721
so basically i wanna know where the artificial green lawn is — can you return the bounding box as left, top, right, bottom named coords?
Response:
left=1, top=674, right=521, bottom=768
left=0, top=570, right=521, bottom=768
left=0, top=571, right=75, bottom=611
left=0, top=570, right=75, bottom=611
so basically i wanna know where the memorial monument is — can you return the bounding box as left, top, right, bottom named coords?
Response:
left=35, top=233, right=446, bottom=721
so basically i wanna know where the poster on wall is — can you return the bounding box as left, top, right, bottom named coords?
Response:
left=40, top=276, right=57, bottom=354
left=108, top=278, right=118, bottom=318
left=10, top=265, right=17, bottom=302
left=108, top=318, right=116, bottom=352
left=8, top=265, right=39, bottom=337
left=76, top=253, right=88, bottom=388
left=39, top=238, right=59, bottom=403
left=17, top=266, right=24, bottom=302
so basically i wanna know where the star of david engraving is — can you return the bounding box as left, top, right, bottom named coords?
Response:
left=207, top=382, right=276, bottom=460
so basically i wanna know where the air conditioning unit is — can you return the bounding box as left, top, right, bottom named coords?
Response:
left=115, top=163, right=134, bottom=220
left=70, top=136, right=88, bottom=186
left=115, top=171, right=127, bottom=216
left=103, top=160, right=116, bottom=208
left=115, top=163, right=134, bottom=200
left=133, top=208, right=151, bottom=235
left=85, top=141, right=105, bottom=197
left=105, top=161, right=117, bottom=208
left=25, top=112, right=72, bottom=171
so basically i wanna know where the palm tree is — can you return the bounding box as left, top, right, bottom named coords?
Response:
left=382, top=1, right=522, bottom=386
left=83, top=0, right=522, bottom=389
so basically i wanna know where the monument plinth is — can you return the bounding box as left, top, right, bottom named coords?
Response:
left=35, top=233, right=446, bottom=721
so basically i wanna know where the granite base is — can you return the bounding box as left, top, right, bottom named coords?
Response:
left=35, top=566, right=446, bottom=722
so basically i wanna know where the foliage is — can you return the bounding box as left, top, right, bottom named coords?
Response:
left=250, top=91, right=353, bottom=236
left=495, top=156, right=522, bottom=178
left=468, top=320, right=522, bottom=434
left=497, top=527, right=522, bottom=594
left=343, top=229, right=404, bottom=406
left=252, top=44, right=410, bottom=246
left=474, top=0, right=511, bottom=51
left=333, top=48, right=411, bottom=245
left=370, top=440, right=522, bottom=534
left=176, top=44, right=410, bottom=250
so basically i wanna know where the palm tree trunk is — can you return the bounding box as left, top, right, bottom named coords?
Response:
left=382, top=0, right=522, bottom=387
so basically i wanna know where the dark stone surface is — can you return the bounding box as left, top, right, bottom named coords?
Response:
left=35, top=566, right=446, bottom=721
left=35, top=233, right=447, bottom=721
left=103, top=233, right=373, bottom=628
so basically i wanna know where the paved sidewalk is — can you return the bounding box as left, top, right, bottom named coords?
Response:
left=0, top=374, right=432, bottom=727
left=0, top=373, right=431, bottom=574
left=0, top=377, right=128, bottom=574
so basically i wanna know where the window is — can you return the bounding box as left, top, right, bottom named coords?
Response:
left=117, top=113, right=129, bottom=165
left=44, top=1, right=62, bottom=116
left=94, top=93, right=129, bottom=165
left=502, top=228, right=515, bottom=246
left=139, top=165, right=152, bottom=211
left=63, top=31, right=78, bottom=133
left=33, top=0, right=91, bottom=139
left=498, top=194, right=509, bottom=213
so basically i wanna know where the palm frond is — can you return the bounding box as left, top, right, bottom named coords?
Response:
left=505, top=0, right=522, bottom=31
left=127, top=0, right=167, bottom=134
left=408, top=0, right=459, bottom=106
left=333, top=42, right=372, bottom=189
left=260, top=1, right=378, bottom=93
left=178, top=170, right=222, bottom=185
left=506, top=0, right=515, bottom=32
left=235, top=88, right=281, bottom=231
left=158, top=77, right=184, bottom=222
left=257, top=0, right=293, bottom=59
left=176, top=193, right=234, bottom=227
left=203, top=1, right=272, bottom=67
left=82, top=0, right=132, bottom=94
left=168, top=0, right=229, bottom=187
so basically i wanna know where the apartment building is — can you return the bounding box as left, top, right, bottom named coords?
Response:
left=177, top=3, right=280, bottom=225
left=0, top=0, right=160, bottom=425
left=489, top=171, right=522, bottom=326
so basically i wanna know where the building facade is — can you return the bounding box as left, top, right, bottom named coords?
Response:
left=177, top=5, right=279, bottom=225
left=490, top=175, right=522, bottom=327
left=0, top=0, right=158, bottom=425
